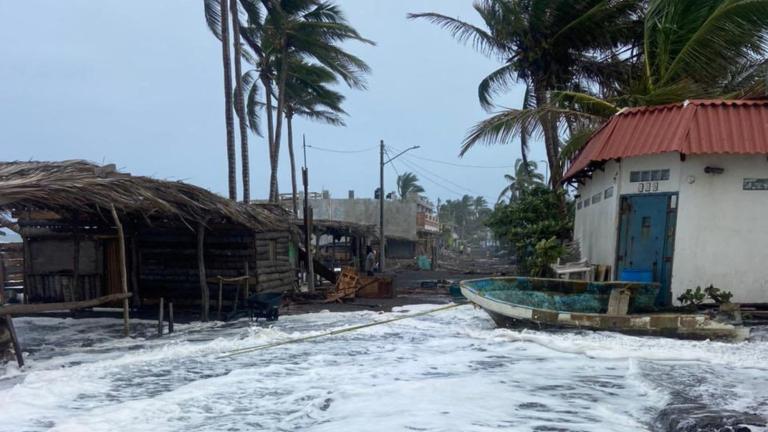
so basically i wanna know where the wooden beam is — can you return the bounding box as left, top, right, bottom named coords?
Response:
left=110, top=205, right=130, bottom=337
left=72, top=224, right=80, bottom=303
left=130, top=235, right=140, bottom=308
left=0, top=292, right=132, bottom=315
left=197, top=222, right=209, bottom=322
left=157, top=297, right=164, bottom=336
left=6, top=316, right=23, bottom=367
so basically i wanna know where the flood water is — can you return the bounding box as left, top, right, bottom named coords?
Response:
left=1, top=304, right=767, bottom=432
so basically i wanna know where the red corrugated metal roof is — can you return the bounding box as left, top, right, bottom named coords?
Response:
left=563, top=99, right=768, bottom=181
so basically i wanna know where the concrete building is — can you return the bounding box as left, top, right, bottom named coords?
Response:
left=565, top=100, right=768, bottom=305
left=300, top=191, right=439, bottom=259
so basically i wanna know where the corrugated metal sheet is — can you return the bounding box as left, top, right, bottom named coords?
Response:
left=564, top=100, right=768, bottom=181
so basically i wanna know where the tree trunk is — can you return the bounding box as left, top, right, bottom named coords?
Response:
left=220, top=0, right=237, bottom=201
left=262, top=75, right=276, bottom=201
left=269, top=41, right=290, bottom=202
left=533, top=85, right=562, bottom=190
left=287, top=112, right=298, bottom=216
left=197, top=222, right=209, bottom=322
left=230, top=0, right=249, bottom=203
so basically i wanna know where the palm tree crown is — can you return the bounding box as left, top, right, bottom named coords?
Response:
left=396, top=172, right=425, bottom=201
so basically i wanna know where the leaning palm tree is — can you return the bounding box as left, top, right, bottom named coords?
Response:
left=498, top=159, right=545, bottom=204
left=550, top=0, right=768, bottom=162
left=240, top=0, right=373, bottom=202
left=230, top=0, right=250, bottom=202
left=204, top=0, right=238, bottom=200
left=409, top=0, right=641, bottom=189
left=284, top=60, right=347, bottom=215
left=396, top=172, right=425, bottom=201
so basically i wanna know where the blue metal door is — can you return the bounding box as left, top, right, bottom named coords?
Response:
left=617, top=194, right=677, bottom=306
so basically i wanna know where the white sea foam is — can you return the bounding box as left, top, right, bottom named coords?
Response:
left=0, top=305, right=766, bottom=431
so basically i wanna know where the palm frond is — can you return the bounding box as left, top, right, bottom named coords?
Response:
left=478, top=63, right=520, bottom=111
left=407, top=12, right=506, bottom=58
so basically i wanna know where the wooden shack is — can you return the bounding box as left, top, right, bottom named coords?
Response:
left=0, top=161, right=295, bottom=320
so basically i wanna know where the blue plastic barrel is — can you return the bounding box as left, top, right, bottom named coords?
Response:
left=619, top=269, right=653, bottom=282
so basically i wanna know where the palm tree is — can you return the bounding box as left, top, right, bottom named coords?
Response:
left=498, top=159, right=545, bottom=203
left=549, top=0, right=768, bottom=158
left=396, top=172, right=425, bottom=201
left=230, top=0, right=250, bottom=202
left=284, top=60, right=347, bottom=215
left=472, top=196, right=488, bottom=217
left=239, top=1, right=373, bottom=202
left=409, top=0, right=641, bottom=189
left=205, top=0, right=238, bottom=200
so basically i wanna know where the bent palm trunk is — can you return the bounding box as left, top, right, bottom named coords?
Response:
left=220, top=0, right=237, bottom=201
left=287, top=112, right=298, bottom=215
left=230, top=0, right=249, bottom=203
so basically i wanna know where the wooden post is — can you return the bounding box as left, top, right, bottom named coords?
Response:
left=130, top=235, right=140, bottom=308
left=22, top=235, right=31, bottom=304
left=110, top=205, right=130, bottom=337
left=72, top=225, right=79, bottom=302
left=217, top=278, right=223, bottom=320
left=157, top=297, right=164, bottom=336
left=331, top=236, right=337, bottom=271
left=6, top=316, right=23, bottom=367
left=233, top=282, right=240, bottom=314
left=167, top=301, right=174, bottom=333
left=302, top=167, right=315, bottom=292
left=0, top=254, right=5, bottom=295
left=197, top=222, right=209, bottom=322
left=244, top=261, right=250, bottom=300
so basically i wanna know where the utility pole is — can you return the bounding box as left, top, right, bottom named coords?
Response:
left=303, top=167, right=315, bottom=292
left=379, top=141, right=421, bottom=274
left=379, top=140, right=385, bottom=272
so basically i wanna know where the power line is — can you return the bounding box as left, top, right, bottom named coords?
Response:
left=399, top=155, right=484, bottom=196
left=387, top=144, right=515, bottom=169
left=306, top=145, right=377, bottom=154
left=396, top=157, right=466, bottom=198
left=384, top=148, right=401, bottom=179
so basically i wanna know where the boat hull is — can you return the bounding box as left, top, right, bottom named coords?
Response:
left=461, top=280, right=749, bottom=342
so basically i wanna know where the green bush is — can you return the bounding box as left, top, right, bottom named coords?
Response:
left=487, top=186, right=572, bottom=275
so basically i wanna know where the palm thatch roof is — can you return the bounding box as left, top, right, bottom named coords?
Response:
left=0, top=160, right=290, bottom=232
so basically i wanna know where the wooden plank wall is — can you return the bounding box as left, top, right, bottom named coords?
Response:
left=0, top=243, right=23, bottom=290
left=138, top=227, right=295, bottom=304
left=22, top=237, right=105, bottom=303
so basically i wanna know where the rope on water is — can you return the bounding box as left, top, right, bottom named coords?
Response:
left=220, top=302, right=466, bottom=358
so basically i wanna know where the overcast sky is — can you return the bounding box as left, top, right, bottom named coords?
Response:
left=0, top=1, right=545, bottom=205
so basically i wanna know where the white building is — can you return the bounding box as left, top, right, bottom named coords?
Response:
left=566, top=100, right=768, bottom=305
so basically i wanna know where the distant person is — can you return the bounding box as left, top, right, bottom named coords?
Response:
left=365, top=246, right=376, bottom=276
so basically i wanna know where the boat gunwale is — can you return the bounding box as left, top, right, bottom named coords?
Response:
left=459, top=277, right=749, bottom=341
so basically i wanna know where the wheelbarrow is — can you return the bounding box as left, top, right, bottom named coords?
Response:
left=246, top=292, right=283, bottom=322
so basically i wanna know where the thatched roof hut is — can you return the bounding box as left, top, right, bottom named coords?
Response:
left=0, top=161, right=296, bottom=321
left=0, top=160, right=289, bottom=231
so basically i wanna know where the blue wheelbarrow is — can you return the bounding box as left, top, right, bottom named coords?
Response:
left=246, top=292, right=283, bottom=322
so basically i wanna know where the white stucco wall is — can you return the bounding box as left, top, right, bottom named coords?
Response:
left=574, top=152, right=768, bottom=304
left=673, top=155, right=768, bottom=303
left=573, top=160, right=621, bottom=267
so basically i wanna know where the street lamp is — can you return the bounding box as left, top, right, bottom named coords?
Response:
left=379, top=141, right=420, bottom=272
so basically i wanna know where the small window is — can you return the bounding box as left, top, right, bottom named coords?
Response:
left=604, top=186, right=614, bottom=199
left=268, top=240, right=277, bottom=261
left=592, top=193, right=601, bottom=204
left=630, top=169, right=671, bottom=183
left=577, top=200, right=583, bottom=210
left=584, top=199, right=591, bottom=208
